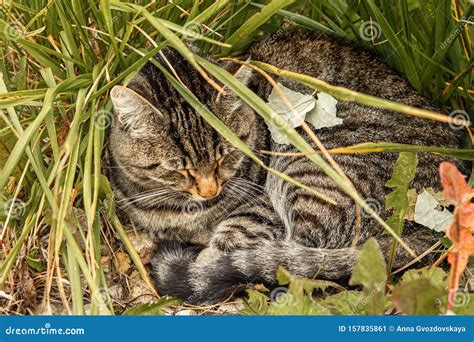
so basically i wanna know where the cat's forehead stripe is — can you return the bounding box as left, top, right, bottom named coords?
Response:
left=171, top=103, right=217, bottom=163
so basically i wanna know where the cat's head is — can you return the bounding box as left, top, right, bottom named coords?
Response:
left=109, top=48, right=260, bottom=204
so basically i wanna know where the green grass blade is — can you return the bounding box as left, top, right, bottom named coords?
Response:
left=366, top=0, right=422, bottom=91
left=224, top=0, right=295, bottom=52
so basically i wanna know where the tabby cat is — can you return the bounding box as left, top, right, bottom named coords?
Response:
left=108, top=30, right=467, bottom=304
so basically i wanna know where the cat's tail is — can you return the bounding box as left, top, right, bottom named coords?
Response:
left=151, top=230, right=438, bottom=304
left=150, top=240, right=359, bottom=304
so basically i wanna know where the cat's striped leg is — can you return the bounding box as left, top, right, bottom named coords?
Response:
left=209, top=199, right=284, bottom=252
left=151, top=198, right=284, bottom=304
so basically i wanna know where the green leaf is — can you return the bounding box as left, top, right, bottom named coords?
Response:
left=99, top=0, right=122, bottom=66
left=241, top=289, right=269, bottom=315
left=349, top=238, right=387, bottom=314
left=399, top=266, right=448, bottom=288
left=277, top=267, right=345, bottom=297
left=191, top=0, right=230, bottom=26
left=386, top=152, right=418, bottom=192
left=392, top=278, right=444, bottom=315
left=26, top=253, right=46, bottom=272
left=318, top=291, right=364, bottom=315
left=350, top=238, right=386, bottom=287
left=392, top=267, right=447, bottom=315
left=453, top=293, right=474, bottom=315
left=241, top=267, right=346, bottom=315
left=266, top=296, right=331, bottom=315
left=0, top=75, right=92, bottom=191
left=123, top=297, right=181, bottom=316
left=385, top=152, right=418, bottom=273
left=385, top=152, right=418, bottom=233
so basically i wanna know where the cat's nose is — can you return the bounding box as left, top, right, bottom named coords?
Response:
left=194, top=175, right=219, bottom=199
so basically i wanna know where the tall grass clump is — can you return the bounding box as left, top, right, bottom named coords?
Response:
left=0, top=0, right=472, bottom=315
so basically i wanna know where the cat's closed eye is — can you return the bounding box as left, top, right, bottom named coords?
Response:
left=131, top=158, right=179, bottom=171
left=141, top=163, right=160, bottom=170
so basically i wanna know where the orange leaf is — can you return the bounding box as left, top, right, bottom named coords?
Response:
left=440, top=162, right=472, bottom=205
left=440, top=162, right=474, bottom=312
left=440, top=162, right=474, bottom=229
left=447, top=222, right=474, bottom=257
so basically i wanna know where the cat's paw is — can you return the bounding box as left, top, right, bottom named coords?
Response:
left=195, top=247, right=221, bottom=262
left=209, top=229, right=242, bottom=252
left=210, top=228, right=268, bottom=252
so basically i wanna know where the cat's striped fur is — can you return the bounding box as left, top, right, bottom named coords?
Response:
left=109, top=30, right=467, bottom=304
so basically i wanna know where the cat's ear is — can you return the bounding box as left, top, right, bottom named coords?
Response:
left=110, top=85, right=161, bottom=138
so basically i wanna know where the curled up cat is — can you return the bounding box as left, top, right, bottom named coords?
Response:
left=108, top=30, right=468, bottom=304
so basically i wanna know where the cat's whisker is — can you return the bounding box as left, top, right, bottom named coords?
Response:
left=147, top=193, right=184, bottom=209
left=117, top=188, right=172, bottom=203
left=229, top=177, right=267, bottom=191
left=119, top=193, right=177, bottom=210
left=227, top=182, right=264, bottom=199
left=227, top=179, right=267, bottom=198
left=232, top=178, right=291, bottom=201
left=119, top=190, right=177, bottom=208
left=226, top=183, right=268, bottom=207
